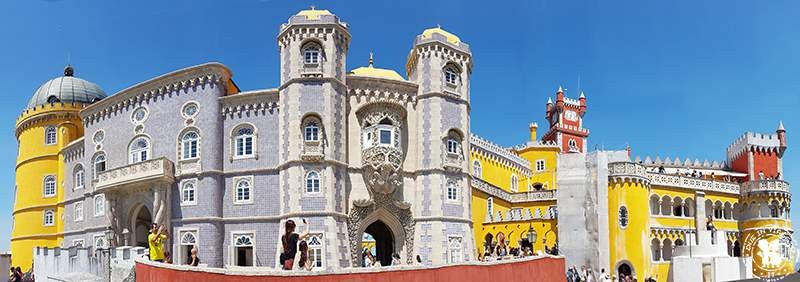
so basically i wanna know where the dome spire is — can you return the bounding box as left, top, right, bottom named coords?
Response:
left=64, top=65, right=74, bottom=77
left=368, top=50, right=374, bottom=68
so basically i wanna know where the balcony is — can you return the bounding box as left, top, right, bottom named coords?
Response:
left=472, top=178, right=557, bottom=204
left=742, top=179, right=790, bottom=195
left=300, top=63, right=323, bottom=78
left=509, top=190, right=558, bottom=202
left=95, top=158, right=175, bottom=192
left=301, top=142, right=324, bottom=161
left=443, top=152, right=462, bottom=172
left=648, top=173, right=740, bottom=195
left=608, top=162, right=649, bottom=184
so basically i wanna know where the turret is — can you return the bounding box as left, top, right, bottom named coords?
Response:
left=777, top=121, right=787, bottom=153
left=541, top=87, right=590, bottom=153
left=529, top=122, right=538, bottom=141
left=579, top=91, right=587, bottom=116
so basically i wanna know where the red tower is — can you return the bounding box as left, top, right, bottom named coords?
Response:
left=541, top=87, right=589, bottom=153
left=726, top=121, right=787, bottom=181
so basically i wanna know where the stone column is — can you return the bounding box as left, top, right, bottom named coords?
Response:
left=747, top=150, right=755, bottom=180
left=694, top=191, right=706, bottom=244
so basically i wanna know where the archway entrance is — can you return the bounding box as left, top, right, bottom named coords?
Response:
left=132, top=205, right=152, bottom=247
left=363, top=220, right=394, bottom=266
left=617, top=262, right=633, bottom=280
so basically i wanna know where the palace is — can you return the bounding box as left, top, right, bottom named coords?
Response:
left=11, top=7, right=793, bottom=281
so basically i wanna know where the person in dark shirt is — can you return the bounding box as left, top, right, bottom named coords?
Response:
left=187, top=246, right=200, bottom=266
left=280, top=219, right=310, bottom=270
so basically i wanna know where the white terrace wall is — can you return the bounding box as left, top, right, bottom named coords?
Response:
left=33, top=246, right=147, bottom=282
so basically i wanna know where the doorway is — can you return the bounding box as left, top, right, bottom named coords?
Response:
left=132, top=205, right=152, bottom=247
left=617, top=262, right=633, bottom=280
left=364, top=220, right=394, bottom=266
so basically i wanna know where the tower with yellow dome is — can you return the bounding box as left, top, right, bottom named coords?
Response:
left=12, top=66, right=106, bottom=271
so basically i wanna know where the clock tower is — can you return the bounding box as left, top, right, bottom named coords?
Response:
left=542, top=87, right=589, bottom=153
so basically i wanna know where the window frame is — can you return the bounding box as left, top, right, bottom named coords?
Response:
left=510, top=174, right=519, bottom=192
left=447, top=235, right=463, bottom=264
left=43, top=175, right=57, bottom=198
left=487, top=197, right=494, bottom=217
left=535, top=160, right=546, bottom=172
left=181, top=101, right=200, bottom=119
left=128, top=136, right=151, bottom=164
left=303, top=44, right=322, bottom=65
left=74, top=165, right=85, bottom=190
left=43, top=209, right=55, bottom=226
left=44, top=126, right=57, bottom=145
left=94, top=195, right=105, bottom=217
left=305, top=170, right=322, bottom=194
left=619, top=206, right=629, bottom=229
left=446, top=181, right=459, bottom=202
left=304, top=120, right=321, bottom=143
left=233, top=176, right=254, bottom=205
left=93, top=234, right=107, bottom=249
left=93, top=152, right=107, bottom=178
left=130, top=106, right=149, bottom=124
left=181, top=130, right=200, bottom=160
left=181, top=179, right=198, bottom=206
left=232, top=124, right=257, bottom=160
left=472, top=160, right=482, bottom=178
left=444, top=65, right=460, bottom=86
left=74, top=202, right=84, bottom=222
left=307, top=233, right=325, bottom=270
left=230, top=231, right=256, bottom=267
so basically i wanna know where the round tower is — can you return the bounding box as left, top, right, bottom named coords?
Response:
left=12, top=66, right=106, bottom=271
left=607, top=162, right=651, bottom=281
left=739, top=179, right=793, bottom=278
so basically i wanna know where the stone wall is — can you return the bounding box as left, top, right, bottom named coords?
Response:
left=33, top=246, right=147, bottom=282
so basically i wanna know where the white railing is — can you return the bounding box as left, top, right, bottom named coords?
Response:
left=648, top=173, right=740, bottom=195
left=741, top=180, right=790, bottom=194
left=96, top=157, right=174, bottom=191
left=301, top=143, right=324, bottom=161
left=472, top=177, right=556, bottom=204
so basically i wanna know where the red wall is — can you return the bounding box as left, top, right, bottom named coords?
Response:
left=136, top=257, right=566, bottom=282
left=731, top=149, right=779, bottom=180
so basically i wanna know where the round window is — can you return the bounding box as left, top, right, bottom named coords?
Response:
left=92, top=130, right=105, bottom=145
left=131, top=107, right=148, bottom=124
left=182, top=102, right=198, bottom=118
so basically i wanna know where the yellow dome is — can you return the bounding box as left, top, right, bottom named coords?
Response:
left=350, top=66, right=405, bottom=81
left=296, top=8, right=332, bottom=20
left=422, top=27, right=461, bottom=45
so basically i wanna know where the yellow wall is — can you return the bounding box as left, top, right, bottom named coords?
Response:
left=609, top=180, right=651, bottom=281
left=470, top=152, right=528, bottom=193
left=12, top=104, right=83, bottom=271
left=515, top=146, right=559, bottom=191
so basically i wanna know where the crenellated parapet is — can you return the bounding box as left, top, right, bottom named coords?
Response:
left=470, top=133, right=532, bottom=176
left=278, top=9, right=350, bottom=51
left=219, top=89, right=279, bottom=117
left=346, top=77, right=419, bottom=107
left=15, top=102, right=86, bottom=137
left=727, top=132, right=785, bottom=161
left=608, top=161, right=650, bottom=186
left=636, top=155, right=728, bottom=170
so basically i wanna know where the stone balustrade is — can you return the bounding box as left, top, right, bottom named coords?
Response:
left=648, top=173, right=740, bottom=195
left=608, top=161, right=650, bottom=184
left=96, top=157, right=175, bottom=192
left=472, top=178, right=556, bottom=204
left=301, top=143, right=325, bottom=161
left=443, top=153, right=463, bottom=172
left=741, top=179, right=791, bottom=195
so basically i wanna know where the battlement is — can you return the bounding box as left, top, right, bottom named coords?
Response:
left=470, top=133, right=531, bottom=173
left=727, top=131, right=782, bottom=161
left=636, top=155, right=728, bottom=170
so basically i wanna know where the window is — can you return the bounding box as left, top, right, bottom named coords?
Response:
left=662, top=239, right=673, bottom=261
left=447, top=236, right=463, bottom=263
left=93, top=153, right=107, bottom=176
left=619, top=206, right=629, bottom=228
left=74, top=202, right=84, bottom=222
left=94, top=234, right=107, bottom=249
left=232, top=233, right=254, bottom=266
left=306, top=171, right=321, bottom=194
left=472, top=160, right=482, bottom=178
left=379, top=128, right=392, bottom=145
left=446, top=138, right=460, bottom=154
left=304, top=46, right=320, bottom=64
left=234, top=125, right=255, bottom=158
left=74, top=166, right=85, bottom=190
left=45, top=126, right=57, bottom=145
left=651, top=239, right=661, bottom=261
left=43, top=175, right=56, bottom=197
left=568, top=139, right=578, bottom=152
left=129, top=137, right=150, bottom=163
left=181, top=180, right=197, bottom=205
left=93, top=130, right=104, bottom=145
left=536, top=160, right=546, bottom=172
left=179, top=230, right=198, bottom=265
left=487, top=197, right=494, bottom=216
left=444, top=66, right=459, bottom=85
left=43, top=209, right=55, bottom=226
left=446, top=181, right=458, bottom=201
left=510, top=174, right=519, bottom=192
left=234, top=178, right=253, bottom=204
left=131, top=107, right=148, bottom=124
left=72, top=239, right=85, bottom=247
left=304, top=121, right=320, bottom=142
left=181, top=131, right=199, bottom=160
left=308, top=234, right=324, bottom=270
left=94, top=195, right=105, bottom=217
left=182, top=102, right=199, bottom=118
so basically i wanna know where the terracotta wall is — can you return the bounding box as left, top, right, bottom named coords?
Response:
left=136, top=257, right=566, bottom=282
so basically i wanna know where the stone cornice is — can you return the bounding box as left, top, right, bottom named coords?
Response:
left=62, top=137, right=85, bottom=162
left=347, top=78, right=418, bottom=108
left=81, top=63, right=232, bottom=125
left=15, top=104, right=82, bottom=137
left=470, top=133, right=531, bottom=175
left=220, top=89, right=280, bottom=117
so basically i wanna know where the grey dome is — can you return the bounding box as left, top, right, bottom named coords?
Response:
left=27, top=66, right=107, bottom=108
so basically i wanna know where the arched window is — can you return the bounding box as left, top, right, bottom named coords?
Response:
left=510, top=174, right=519, bottom=192
left=304, top=120, right=320, bottom=142
left=43, top=175, right=56, bottom=197
left=303, top=44, right=321, bottom=64
left=770, top=200, right=780, bottom=218
left=93, top=153, right=107, bottom=176
left=234, top=125, right=255, bottom=158
left=472, top=160, right=482, bottom=178
left=45, top=126, right=57, bottom=145
left=74, top=202, right=84, bottom=222
left=684, top=198, right=694, bottom=218
left=714, top=201, right=723, bottom=219
left=444, top=65, right=459, bottom=85
left=619, top=206, right=629, bottom=227
left=662, top=239, right=673, bottom=261
left=568, top=139, right=578, bottom=152
left=651, top=239, right=661, bottom=261
left=181, top=131, right=199, bottom=160
left=235, top=178, right=252, bottom=204
left=673, top=197, right=684, bottom=217
left=74, top=165, right=85, bottom=190
left=181, top=181, right=196, bottom=205
left=43, top=209, right=55, bottom=226
left=129, top=137, right=150, bottom=164
left=723, top=202, right=732, bottom=219
left=661, top=196, right=672, bottom=216
left=181, top=232, right=197, bottom=245
left=306, top=171, right=321, bottom=193
left=445, top=129, right=463, bottom=156
left=446, top=181, right=458, bottom=201
left=94, top=195, right=105, bottom=217
left=650, top=195, right=660, bottom=215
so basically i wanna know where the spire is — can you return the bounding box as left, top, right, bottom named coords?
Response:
left=547, top=97, right=553, bottom=104
left=310, top=4, right=316, bottom=10
left=557, top=86, right=563, bottom=93
left=368, top=50, right=374, bottom=68
left=64, top=65, right=74, bottom=77
left=579, top=91, right=586, bottom=99
left=777, top=121, right=785, bottom=132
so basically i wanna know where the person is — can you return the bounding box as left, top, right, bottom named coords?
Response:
left=566, top=266, right=576, bottom=282
left=706, top=216, right=715, bottom=231
left=586, top=268, right=596, bottom=282
left=187, top=246, right=200, bottom=266
left=415, top=255, right=423, bottom=265
left=776, top=172, right=782, bottom=180
left=365, top=252, right=380, bottom=268
left=10, top=266, right=20, bottom=282
left=14, top=267, right=22, bottom=282
left=148, top=223, right=169, bottom=262
left=391, top=253, right=401, bottom=266
left=297, top=241, right=314, bottom=271
left=279, top=220, right=309, bottom=270
left=164, top=251, right=172, bottom=264
left=598, top=268, right=610, bottom=282
left=578, top=265, right=587, bottom=282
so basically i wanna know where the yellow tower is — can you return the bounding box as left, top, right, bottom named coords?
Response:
left=739, top=179, right=794, bottom=278
left=11, top=66, right=106, bottom=271
left=608, top=162, right=651, bottom=281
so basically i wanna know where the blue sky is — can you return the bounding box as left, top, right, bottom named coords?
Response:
left=0, top=0, right=797, bottom=250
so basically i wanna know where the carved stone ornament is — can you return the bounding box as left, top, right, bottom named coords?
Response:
left=362, top=146, right=403, bottom=194
left=347, top=192, right=415, bottom=266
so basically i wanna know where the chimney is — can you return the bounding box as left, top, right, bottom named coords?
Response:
left=529, top=122, right=538, bottom=141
